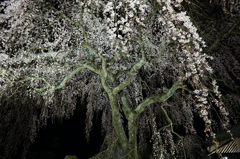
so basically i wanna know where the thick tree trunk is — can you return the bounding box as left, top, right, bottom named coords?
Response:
left=126, top=114, right=138, bottom=159
left=108, top=80, right=181, bottom=159
left=109, top=94, right=139, bottom=159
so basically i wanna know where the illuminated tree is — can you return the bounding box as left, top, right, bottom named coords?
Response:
left=0, top=0, right=231, bottom=158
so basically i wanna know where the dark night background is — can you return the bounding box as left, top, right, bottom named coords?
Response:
left=25, top=99, right=103, bottom=159
left=1, top=0, right=240, bottom=159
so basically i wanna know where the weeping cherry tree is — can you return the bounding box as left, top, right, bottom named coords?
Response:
left=0, top=0, right=230, bottom=158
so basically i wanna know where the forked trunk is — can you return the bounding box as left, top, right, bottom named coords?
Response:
left=109, top=95, right=139, bottom=159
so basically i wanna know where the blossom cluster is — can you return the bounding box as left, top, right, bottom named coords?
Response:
left=0, top=0, right=231, bottom=151
left=157, top=0, right=229, bottom=135
left=103, top=0, right=149, bottom=54
left=151, top=115, right=162, bottom=158
left=193, top=87, right=213, bottom=134
left=211, top=80, right=230, bottom=128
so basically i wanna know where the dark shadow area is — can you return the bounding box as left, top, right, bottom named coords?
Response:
left=26, top=99, right=102, bottom=159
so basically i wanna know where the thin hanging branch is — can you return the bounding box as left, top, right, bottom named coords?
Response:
left=206, top=17, right=240, bottom=52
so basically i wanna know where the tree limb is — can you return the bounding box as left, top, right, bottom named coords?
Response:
left=38, top=63, right=100, bottom=95
left=112, top=53, right=146, bottom=95
left=159, top=106, right=183, bottom=139
left=120, top=92, right=135, bottom=120
left=134, top=80, right=181, bottom=115
left=112, top=29, right=146, bottom=95
left=206, top=17, right=240, bottom=53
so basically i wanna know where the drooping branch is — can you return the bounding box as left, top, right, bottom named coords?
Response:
left=112, top=30, right=146, bottom=95
left=206, top=17, right=240, bottom=53
left=134, top=80, right=182, bottom=116
left=48, top=5, right=79, bottom=26
left=0, top=65, right=18, bottom=81
left=49, top=3, right=88, bottom=44
left=159, top=106, right=183, bottom=139
left=143, top=1, right=162, bottom=24
left=79, top=5, right=88, bottom=43
left=112, top=52, right=146, bottom=95
left=43, top=63, right=100, bottom=95
left=58, top=63, right=100, bottom=85
left=53, top=2, right=113, bottom=94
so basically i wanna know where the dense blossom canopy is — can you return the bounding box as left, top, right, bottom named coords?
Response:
left=1, top=0, right=239, bottom=159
